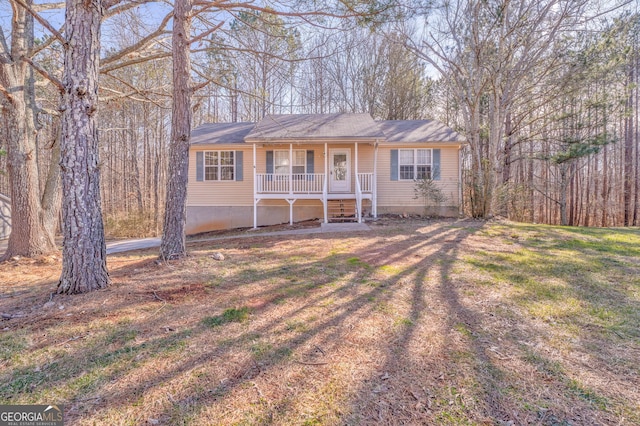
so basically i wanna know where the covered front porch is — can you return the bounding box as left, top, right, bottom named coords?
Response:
left=251, top=142, right=378, bottom=227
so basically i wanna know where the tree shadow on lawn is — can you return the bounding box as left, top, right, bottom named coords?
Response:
left=3, top=221, right=638, bottom=424
left=458, top=225, right=640, bottom=424
left=341, top=223, right=512, bottom=424
left=1, top=222, right=474, bottom=424
left=99, top=225, right=468, bottom=423
left=344, top=223, right=640, bottom=425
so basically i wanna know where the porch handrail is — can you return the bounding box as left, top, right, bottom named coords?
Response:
left=256, top=173, right=325, bottom=194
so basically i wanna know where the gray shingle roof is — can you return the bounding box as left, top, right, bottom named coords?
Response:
left=376, top=120, right=465, bottom=143
left=190, top=122, right=254, bottom=145
left=189, top=115, right=465, bottom=145
left=244, top=113, right=384, bottom=141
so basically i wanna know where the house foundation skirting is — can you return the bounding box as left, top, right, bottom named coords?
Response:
left=186, top=202, right=457, bottom=235
left=186, top=205, right=324, bottom=235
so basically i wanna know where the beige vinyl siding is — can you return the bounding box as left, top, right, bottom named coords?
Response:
left=188, top=143, right=376, bottom=206
left=188, top=142, right=455, bottom=210
left=187, top=145, right=253, bottom=206
left=377, top=145, right=460, bottom=207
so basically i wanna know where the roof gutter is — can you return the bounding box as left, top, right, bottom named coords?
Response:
left=243, top=137, right=380, bottom=144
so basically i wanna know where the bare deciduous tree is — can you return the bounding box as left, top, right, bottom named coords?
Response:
left=0, top=0, right=63, bottom=260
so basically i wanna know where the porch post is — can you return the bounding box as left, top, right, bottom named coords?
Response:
left=323, top=142, right=328, bottom=223
left=458, top=146, right=463, bottom=216
left=355, top=142, right=359, bottom=180
left=289, top=143, right=293, bottom=196
left=287, top=199, right=295, bottom=225
left=253, top=143, right=257, bottom=228
left=373, top=141, right=378, bottom=218
left=355, top=142, right=361, bottom=223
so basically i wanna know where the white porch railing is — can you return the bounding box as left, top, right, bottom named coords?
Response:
left=357, top=173, right=373, bottom=193
left=256, top=173, right=325, bottom=194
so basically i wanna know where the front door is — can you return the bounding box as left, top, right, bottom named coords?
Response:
left=329, top=149, right=350, bottom=192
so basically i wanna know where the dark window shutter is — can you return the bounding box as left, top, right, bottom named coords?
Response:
left=390, top=149, right=398, bottom=181
left=235, top=151, right=243, bottom=181
left=196, top=151, right=204, bottom=181
left=433, top=149, right=441, bottom=180
left=266, top=151, right=274, bottom=174
left=306, top=150, right=314, bottom=173
left=306, top=150, right=314, bottom=181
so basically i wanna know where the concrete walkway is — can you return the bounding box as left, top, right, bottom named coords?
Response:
left=106, top=237, right=161, bottom=254
left=105, top=222, right=371, bottom=255
left=0, top=223, right=372, bottom=257
left=0, top=223, right=371, bottom=256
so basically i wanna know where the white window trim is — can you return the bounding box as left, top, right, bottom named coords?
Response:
left=204, top=150, right=235, bottom=181
left=274, top=149, right=307, bottom=175
left=398, top=148, right=432, bottom=181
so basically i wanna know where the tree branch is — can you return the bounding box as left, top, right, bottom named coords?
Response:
left=101, top=12, right=172, bottom=67
left=105, top=0, right=163, bottom=19
left=100, top=51, right=172, bottom=73
left=0, top=26, right=11, bottom=62
left=22, top=56, right=64, bottom=92
left=31, top=25, right=65, bottom=56
left=32, top=2, right=64, bottom=11
left=189, top=21, right=224, bottom=46
left=38, top=107, right=61, bottom=117
left=101, top=73, right=170, bottom=107
left=11, top=0, right=65, bottom=45
left=0, top=84, right=14, bottom=102
left=192, top=1, right=377, bottom=20
left=190, top=66, right=217, bottom=91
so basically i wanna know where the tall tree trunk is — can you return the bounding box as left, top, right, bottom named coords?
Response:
left=40, top=127, right=62, bottom=240
left=568, top=163, right=575, bottom=226
left=624, top=62, right=634, bottom=226
left=159, top=0, right=192, bottom=259
left=634, top=49, right=639, bottom=226
left=57, top=0, right=110, bottom=293
left=559, top=163, right=569, bottom=226
left=127, top=126, right=144, bottom=214
left=528, top=141, right=535, bottom=223
left=601, top=144, right=609, bottom=227
left=503, top=113, right=512, bottom=185
left=584, top=156, right=591, bottom=227
left=0, top=0, right=58, bottom=260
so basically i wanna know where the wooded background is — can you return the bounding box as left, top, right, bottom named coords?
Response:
left=1, top=0, right=638, bottom=240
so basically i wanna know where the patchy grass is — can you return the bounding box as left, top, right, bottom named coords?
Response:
left=0, top=218, right=638, bottom=425
left=203, top=307, right=250, bottom=327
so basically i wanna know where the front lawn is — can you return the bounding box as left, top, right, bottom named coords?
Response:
left=1, top=219, right=638, bottom=425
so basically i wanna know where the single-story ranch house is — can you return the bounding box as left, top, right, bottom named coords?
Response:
left=186, top=113, right=465, bottom=234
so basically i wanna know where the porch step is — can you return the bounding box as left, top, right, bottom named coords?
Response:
left=327, top=199, right=357, bottom=222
